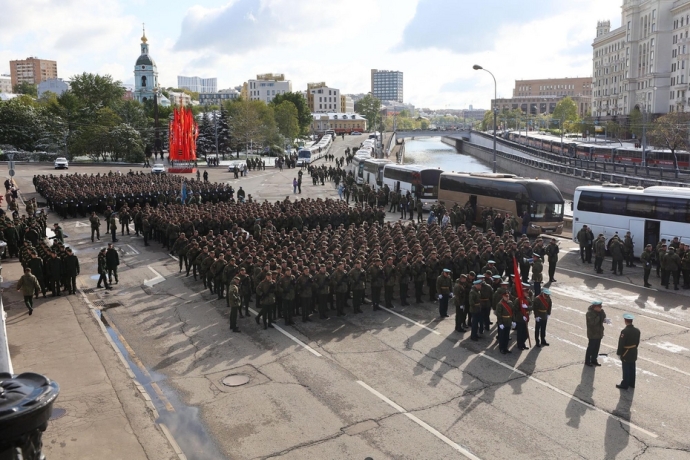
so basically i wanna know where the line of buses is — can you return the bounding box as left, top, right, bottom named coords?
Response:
left=346, top=150, right=566, bottom=236
left=296, top=130, right=335, bottom=166
left=505, top=131, right=690, bottom=168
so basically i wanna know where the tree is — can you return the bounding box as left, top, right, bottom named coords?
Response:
left=69, top=73, right=124, bottom=110
left=355, top=94, right=381, bottom=132
left=420, top=119, right=429, bottom=130
left=217, top=105, right=231, bottom=157
left=552, top=97, right=579, bottom=131
left=0, top=97, right=50, bottom=151
left=196, top=111, right=214, bottom=156
left=273, top=100, right=299, bottom=142
left=480, top=110, right=494, bottom=131
left=13, top=82, right=37, bottom=97
left=648, top=112, right=690, bottom=169
left=110, top=124, right=145, bottom=162
left=628, top=108, right=643, bottom=139
left=225, top=99, right=262, bottom=157
left=272, top=92, right=311, bottom=135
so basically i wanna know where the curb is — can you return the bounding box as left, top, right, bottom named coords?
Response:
left=78, top=289, right=186, bottom=460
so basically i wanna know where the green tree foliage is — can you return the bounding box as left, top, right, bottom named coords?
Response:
left=196, top=111, right=214, bottom=156
left=552, top=97, right=579, bottom=131
left=272, top=92, right=311, bottom=135
left=13, top=82, right=38, bottom=97
left=480, top=110, right=495, bottom=131
left=0, top=97, right=51, bottom=151
left=628, top=107, right=643, bottom=138
left=273, top=100, right=300, bottom=141
left=354, top=94, right=381, bottom=131
left=69, top=73, right=124, bottom=111
left=648, top=112, right=690, bottom=169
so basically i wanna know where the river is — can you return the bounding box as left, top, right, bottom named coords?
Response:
left=403, top=136, right=492, bottom=173
left=403, top=136, right=572, bottom=216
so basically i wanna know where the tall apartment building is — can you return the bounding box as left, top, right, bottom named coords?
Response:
left=177, top=76, right=217, bottom=93
left=246, top=73, right=291, bottom=103
left=592, top=0, right=679, bottom=119
left=371, top=69, right=403, bottom=103
left=341, top=94, right=354, bottom=113
left=497, top=77, right=593, bottom=117
left=0, top=75, right=11, bottom=93
left=307, top=82, right=341, bottom=113
left=9, top=57, right=58, bottom=88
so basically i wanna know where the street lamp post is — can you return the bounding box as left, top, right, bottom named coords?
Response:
left=473, top=64, right=497, bottom=173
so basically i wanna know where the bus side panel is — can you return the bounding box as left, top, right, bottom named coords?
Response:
left=629, top=219, right=644, bottom=258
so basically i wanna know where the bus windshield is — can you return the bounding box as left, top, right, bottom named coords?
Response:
left=530, top=202, right=564, bottom=221
left=298, top=150, right=311, bottom=159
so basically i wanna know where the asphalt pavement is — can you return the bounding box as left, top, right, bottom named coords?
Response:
left=6, top=134, right=690, bottom=459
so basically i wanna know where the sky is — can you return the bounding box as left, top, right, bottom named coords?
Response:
left=0, top=0, right=622, bottom=110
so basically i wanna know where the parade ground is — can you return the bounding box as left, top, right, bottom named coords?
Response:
left=4, top=134, right=690, bottom=460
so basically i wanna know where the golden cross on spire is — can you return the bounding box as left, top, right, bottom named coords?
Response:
left=141, top=23, right=148, bottom=43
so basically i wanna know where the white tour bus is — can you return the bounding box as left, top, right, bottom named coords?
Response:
left=347, top=153, right=372, bottom=185
left=382, top=164, right=444, bottom=209
left=572, top=184, right=690, bottom=257
left=297, top=133, right=333, bottom=166
left=363, top=158, right=392, bottom=189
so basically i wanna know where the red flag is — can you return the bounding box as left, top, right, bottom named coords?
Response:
left=513, top=256, right=530, bottom=322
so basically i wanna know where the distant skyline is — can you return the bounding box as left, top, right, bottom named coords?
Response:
left=0, top=0, right=622, bottom=109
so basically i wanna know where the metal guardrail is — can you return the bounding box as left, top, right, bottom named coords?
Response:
left=471, top=130, right=690, bottom=182
left=0, top=294, right=12, bottom=374
left=461, top=138, right=689, bottom=188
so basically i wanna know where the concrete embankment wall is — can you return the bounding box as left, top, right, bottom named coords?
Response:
left=442, top=136, right=600, bottom=198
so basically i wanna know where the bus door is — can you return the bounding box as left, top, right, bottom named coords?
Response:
left=469, top=195, right=478, bottom=221
left=395, top=181, right=400, bottom=193
left=643, top=220, right=660, bottom=250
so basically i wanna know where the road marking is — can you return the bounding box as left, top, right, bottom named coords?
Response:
left=189, top=292, right=202, bottom=297
left=169, top=254, right=178, bottom=261
left=151, top=382, right=175, bottom=412
left=248, top=308, right=322, bottom=357
left=476, top=352, right=658, bottom=439
left=378, top=306, right=441, bottom=335
left=144, top=266, right=165, bottom=286
left=559, top=267, right=656, bottom=291
left=126, top=244, right=140, bottom=255
left=75, top=221, right=90, bottom=228
left=356, top=380, right=481, bottom=459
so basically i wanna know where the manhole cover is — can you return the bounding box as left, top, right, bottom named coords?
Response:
left=50, top=408, right=67, bottom=420
left=222, top=374, right=250, bottom=387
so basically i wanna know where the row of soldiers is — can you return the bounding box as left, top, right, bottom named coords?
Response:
left=0, top=209, right=48, bottom=259
left=33, top=172, right=240, bottom=218
left=16, top=237, right=80, bottom=297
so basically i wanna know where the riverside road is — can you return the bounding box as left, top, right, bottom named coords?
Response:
left=7, top=133, right=690, bottom=460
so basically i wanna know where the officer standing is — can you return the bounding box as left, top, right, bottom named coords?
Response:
left=279, top=267, right=296, bottom=325
left=436, top=268, right=453, bottom=318
left=227, top=276, right=241, bottom=333
left=545, top=238, right=559, bottom=283
left=585, top=300, right=609, bottom=366
left=640, top=244, right=654, bottom=288
left=383, top=257, right=396, bottom=309
left=255, top=272, right=275, bottom=329
left=468, top=279, right=484, bottom=341
left=348, top=259, right=366, bottom=314
left=594, top=234, right=606, bottom=274
left=90, top=212, right=101, bottom=242
left=63, top=248, right=80, bottom=295
left=367, top=257, right=383, bottom=311
left=533, top=288, right=551, bottom=347
left=106, top=243, right=119, bottom=285
left=453, top=274, right=468, bottom=332
left=616, top=313, right=640, bottom=389
left=495, top=291, right=515, bottom=354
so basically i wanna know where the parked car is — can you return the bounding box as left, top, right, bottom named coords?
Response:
left=227, top=161, right=246, bottom=173
left=350, top=131, right=362, bottom=135
left=151, top=164, right=166, bottom=174
left=54, top=157, right=69, bottom=169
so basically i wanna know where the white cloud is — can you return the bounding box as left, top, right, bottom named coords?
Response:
left=1, top=0, right=624, bottom=110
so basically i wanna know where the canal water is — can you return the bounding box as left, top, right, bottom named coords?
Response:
left=403, top=136, right=492, bottom=173
left=403, top=136, right=573, bottom=215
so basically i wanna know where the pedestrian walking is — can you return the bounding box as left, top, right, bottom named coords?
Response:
left=585, top=300, right=609, bottom=366
left=616, top=313, right=640, bottom=390
left=89, top=212, right=101, bottom=242
left=97, top=249, right=112, bottom=290
left=63, top=248, right=80, bottom=295
left=46, top=251, right=63, bottom=297
left=17, top=268, right=41, bottom=315
left=293, top=177, right=298, bottom=194
left=106, top=243, right=119, bottom=284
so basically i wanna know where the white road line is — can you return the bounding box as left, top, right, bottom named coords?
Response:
left=378, top=306, right=441, bottom=335
left=247, top=308, right=322, bottom=357
left=477, top=352, right=658, bottom=439
left=189, top=292, right=202, bottom=297
left=356, top=380, right=482, bottom=460
left=169, top=254, right=178, bottom=261
left=127, top=244, right=140, bottom=255
left=144, top=266, right=165, bottom=287
left=559, top=267, right=655, bottom=290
